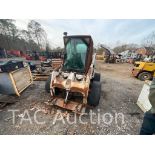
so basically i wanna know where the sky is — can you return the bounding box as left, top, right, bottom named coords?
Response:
left=14, top=19, right=155, bottom=48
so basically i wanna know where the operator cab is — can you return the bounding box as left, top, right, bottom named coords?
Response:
left=63, top=35, right=93, bottom=74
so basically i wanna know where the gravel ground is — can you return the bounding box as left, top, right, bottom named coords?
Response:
left=0, top=61, right=144, bottom=135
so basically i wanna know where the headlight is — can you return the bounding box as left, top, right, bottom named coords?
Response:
left=76, top=74, right=83, bottom=81
left=62, top=72, right=69, bottom=79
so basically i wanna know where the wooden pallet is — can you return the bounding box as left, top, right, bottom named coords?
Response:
left=33, top=73, right=49, bottom=81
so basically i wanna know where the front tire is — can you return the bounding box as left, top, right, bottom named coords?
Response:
left=138, top=72, right=153, bottom=81
left=93, top=73, right=101, bottom=81
left=45, top=75, right=51, bottom=93
left=87, top=81, right=101, bottom=106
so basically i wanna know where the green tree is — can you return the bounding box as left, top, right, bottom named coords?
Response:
left=28, top=20, right=47, bottom=50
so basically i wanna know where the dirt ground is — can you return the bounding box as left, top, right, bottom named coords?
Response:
left=0, top=61, right=145, bottom=135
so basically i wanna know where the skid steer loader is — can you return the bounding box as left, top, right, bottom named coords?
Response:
left=45, top=34, right=101, bottom=113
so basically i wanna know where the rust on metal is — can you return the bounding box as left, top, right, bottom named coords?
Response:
left=46, top=35, right=99, bottom=113
left=50, top=97, right=85, bottom=113
left=51, top=58, right=63, bottom=69
left=33, top=58, right=63, bottom=81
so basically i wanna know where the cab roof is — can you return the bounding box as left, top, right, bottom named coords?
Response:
left=63, top=35, right=93, bottom=45
left=64, top=35, right=92, bottom=38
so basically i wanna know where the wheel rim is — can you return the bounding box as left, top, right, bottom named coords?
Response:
left=143, top=74, right=150, bottom=80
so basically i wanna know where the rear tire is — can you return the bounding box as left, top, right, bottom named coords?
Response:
left=45, top=75, right=51, bottom=93
left=87, top=81, right=101, bottom=106
left=138, top=72, right=153, bottom=81
left=93, top=73, right=101, bottom=81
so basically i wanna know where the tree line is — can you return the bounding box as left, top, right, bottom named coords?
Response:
left=112, top=31, right=155, bottom=54
left=1, top=19, right=155, bottom=55
left=0, top=19, right=50, bottom=52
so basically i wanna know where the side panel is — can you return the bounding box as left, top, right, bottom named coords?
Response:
left=143, top=63, right=155, bottom=72
left=137, top=82, right=152, bottom=112
left=85, top=39, right=93, bottom=74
